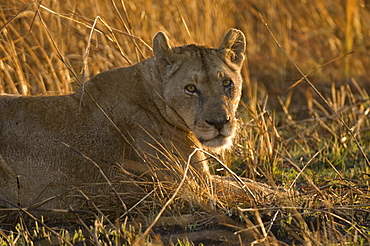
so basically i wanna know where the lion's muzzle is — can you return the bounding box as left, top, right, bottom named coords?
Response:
left=194, top=117, right=235, bottom=149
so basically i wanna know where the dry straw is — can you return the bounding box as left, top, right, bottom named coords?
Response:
left=1, top=1, right=370, bottom=245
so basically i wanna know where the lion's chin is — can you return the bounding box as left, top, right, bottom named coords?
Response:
left=199, top=135, right=233, bottom=150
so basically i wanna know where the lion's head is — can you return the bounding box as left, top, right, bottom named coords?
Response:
left=153, top=29, right=245, bottom=150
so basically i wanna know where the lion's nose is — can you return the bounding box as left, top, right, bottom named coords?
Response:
left=205, top=117, right=230, bottom=131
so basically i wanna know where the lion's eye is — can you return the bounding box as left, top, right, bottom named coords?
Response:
left=222, top=79, right=233, bottom=88
left=185, top=85, right=197, bottom=94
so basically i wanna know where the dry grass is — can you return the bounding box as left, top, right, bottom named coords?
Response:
left=1, top=0, right=370, bottom=245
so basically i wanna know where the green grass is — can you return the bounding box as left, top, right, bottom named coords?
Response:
left=1, top=0, right=370, bottom=245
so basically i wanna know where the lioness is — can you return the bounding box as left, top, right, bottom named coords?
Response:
left=0, top=29, right=246, bottom=210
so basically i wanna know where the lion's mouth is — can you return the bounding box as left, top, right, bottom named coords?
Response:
left=192, top=121, right=235, bottom=149
left=198, top=132, right=233, bottom=149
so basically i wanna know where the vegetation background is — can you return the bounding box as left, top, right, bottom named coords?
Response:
left=0, top=0, right=370, bottom=245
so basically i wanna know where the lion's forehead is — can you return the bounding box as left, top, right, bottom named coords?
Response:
left=172, top=45, right=239, bottom=81
left=177, top=45, right=219, bottom=63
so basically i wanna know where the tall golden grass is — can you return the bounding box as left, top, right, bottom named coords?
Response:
left=1, top=0, right=370, bottom=245
left=1, top=0, right=370, bottom=98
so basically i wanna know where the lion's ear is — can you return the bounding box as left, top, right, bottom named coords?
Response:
left=153, top=32, right=173, bottom=64
left=218, top=29, right=246, bottom=68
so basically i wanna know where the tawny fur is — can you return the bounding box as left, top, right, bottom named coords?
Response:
left=0, top=29, right=246, bottom=209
